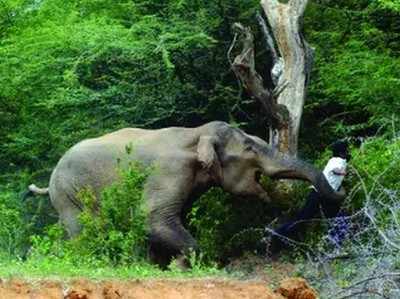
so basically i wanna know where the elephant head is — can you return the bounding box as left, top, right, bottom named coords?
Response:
left=197, top=122, right=345, bottom=202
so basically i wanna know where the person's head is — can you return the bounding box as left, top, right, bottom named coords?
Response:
left=331, top=140, right=350, bottom=161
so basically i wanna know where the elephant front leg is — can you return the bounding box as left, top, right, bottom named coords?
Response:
left=148, top=220, right=198, bottom=269
left=145, top=159, right=201, bottom=269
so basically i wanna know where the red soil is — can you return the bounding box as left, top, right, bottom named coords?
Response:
left=0, top=277, right=317, bottom=299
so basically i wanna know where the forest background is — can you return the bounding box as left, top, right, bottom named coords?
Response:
left=0, top=0, right=400, bottom=295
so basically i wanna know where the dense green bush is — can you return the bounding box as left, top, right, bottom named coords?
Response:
left=188, top=188, right=233, bottom=263
left=187, top=183, right=310, bottom=264
left=76, top=164, right=149, bottom=263
left=0, top=185, right=58, bottom=259
left=347, top=136, right=400, bottom=209
left=301, top=1, right=400, bottom=154
left=0, top=191, right=26, bottom=258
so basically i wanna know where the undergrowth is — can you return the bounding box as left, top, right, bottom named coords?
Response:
left=0, top=163, right=224, bottom=279
left=0, top=255, right=223, bottom=280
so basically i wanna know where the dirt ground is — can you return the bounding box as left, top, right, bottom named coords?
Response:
left=0, top=277, right=317, bottom=299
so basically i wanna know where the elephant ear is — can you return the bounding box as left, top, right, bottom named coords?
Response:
left=197, top=135, right=222, bottom=181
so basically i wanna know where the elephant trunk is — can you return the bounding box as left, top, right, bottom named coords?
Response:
left=260, top=152, right=345, bottom=203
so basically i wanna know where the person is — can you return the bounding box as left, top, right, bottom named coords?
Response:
left=269, top=140, right=350, bottom=253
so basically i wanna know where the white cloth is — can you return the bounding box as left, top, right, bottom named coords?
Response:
left=322, top=157, right=347, bottom=191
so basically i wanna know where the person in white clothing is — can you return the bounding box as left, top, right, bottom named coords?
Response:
left=322, top=156, right=347, bottom=192
left=269, top=140, right=350, bottom=253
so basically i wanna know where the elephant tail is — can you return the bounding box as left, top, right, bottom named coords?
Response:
left=28, top=184, right=49, bottom=195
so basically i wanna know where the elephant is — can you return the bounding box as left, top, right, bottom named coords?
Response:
left=29, top=121, right=344, bottom=267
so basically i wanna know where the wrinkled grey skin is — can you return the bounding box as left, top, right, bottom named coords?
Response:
left=43, top=121, right=344, bottom=266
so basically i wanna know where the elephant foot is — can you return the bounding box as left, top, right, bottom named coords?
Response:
left=148, top=242, right=191, bottom=270
left=148, top=244, right=171, bottom=270
left=170, top=254, right=191, bottom=271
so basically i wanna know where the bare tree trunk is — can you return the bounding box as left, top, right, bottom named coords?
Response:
left=261, top=0, right=313, bottom=157
left=230, top=0, right=313, bottom=157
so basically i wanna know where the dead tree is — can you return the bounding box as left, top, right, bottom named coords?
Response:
left=230, top=0, right=314, bottom=157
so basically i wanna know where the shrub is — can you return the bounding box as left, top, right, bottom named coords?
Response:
left=187, top=185, right=303, bottom=264
left=188, top=188, right=234, bottom=263
left=346, top=136, right=400, bottom=210
left=0, top=191, right=26, bottom=258
left=76, top=163, right=149, bottom=264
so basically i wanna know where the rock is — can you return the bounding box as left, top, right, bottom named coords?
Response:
left=274, top=278, right=318, bottom=299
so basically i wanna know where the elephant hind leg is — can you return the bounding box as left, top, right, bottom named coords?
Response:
left=148, top=223, right=198, bottom=269
left=59, top=207, right=82, bottom=238
left=49, top=187, right=82, bottom=238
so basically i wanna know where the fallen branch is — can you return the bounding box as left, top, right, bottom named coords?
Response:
left=337, top=272, right=400, bottom=296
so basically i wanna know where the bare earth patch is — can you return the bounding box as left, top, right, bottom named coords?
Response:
left=0, top=277, right=317, bottom=299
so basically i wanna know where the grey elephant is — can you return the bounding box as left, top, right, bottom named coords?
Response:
left=29, top=121, right=344, bottom=267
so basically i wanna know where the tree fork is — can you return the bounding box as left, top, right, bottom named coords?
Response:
left=231, top=23, right=288, bottom=130
left=231, top=0, right=314, bottom=157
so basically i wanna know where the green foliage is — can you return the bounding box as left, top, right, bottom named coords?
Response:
left=301, top=0, right=400, bottom=154
left=188, top=188, right=234, bottom=263
left=188, top=187, right=298, bottom=264
left=309, top=41, right=400, bottom=135
left=75, top=164, right=149, bottom=263
left=375, top=0, right=400, bottom=12
left=0, top=191, right=26, bottom=257
left=0, top=184, right=58, bottom=259
left=347, top=136, right=400, bottom=209
left=2, top=0, right=396, bottom=173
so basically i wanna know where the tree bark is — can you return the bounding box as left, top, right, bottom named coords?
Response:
left=261, top=0, right=314, bottom=157
left=230, top=0, right=313, bottom=157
